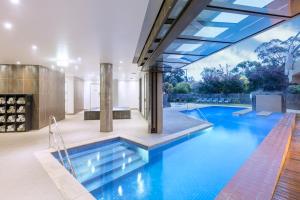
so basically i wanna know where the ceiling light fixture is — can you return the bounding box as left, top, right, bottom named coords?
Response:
left=51, top=65, right=55, bottom=69
left=233, top=0, right=274, bottom=8
left=16, top=61, right=21, bottom=65
left=10, top=0, right=20, bottom=5
left=119, top=61, right=123, bottom=64
left=32, top=45, right=38, bottom=51
left=77, top=57, right=82, bottom=62
left=75, top=65, right=79, bottom=70
left=3, top=22, right=13, bottom=30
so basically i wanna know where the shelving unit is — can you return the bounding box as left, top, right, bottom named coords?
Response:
left=0, top=94, right=32, bottom=133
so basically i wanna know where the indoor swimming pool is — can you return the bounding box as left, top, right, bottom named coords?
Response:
left=54, top=106, right=282, bottom=200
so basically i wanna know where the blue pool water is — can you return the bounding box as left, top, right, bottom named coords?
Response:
left=55, top=106, right=282, bottom=200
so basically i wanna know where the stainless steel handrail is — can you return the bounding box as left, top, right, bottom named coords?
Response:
left=49, top=115, right=77, bottom=178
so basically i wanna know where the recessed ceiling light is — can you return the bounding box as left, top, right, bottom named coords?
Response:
left=233, top=0, right=274, bottom=8
left=167, top=54, right=183, bottom=59
left=176, top=43, right=202, bottom=52
left=32, top=45, right=38, bottom=51
left=119, top=61, right=123, bottom=64
left=16, top=61, right=21, bottom=65
left=77, top=57, right=82, bottom=62
left=212, top=12, right=249, bottom=23
left=3, top=22, right=13, bottom=30
left=194, top=26, right=228, bottom=38
left=60, top=68, right=64, bottom=73
left=10, top=0, right=20, bottom=5
left=75, top=65, right=79, bottom=70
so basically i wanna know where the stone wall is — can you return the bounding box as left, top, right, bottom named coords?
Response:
left=287, top=93, right=300, bottom=110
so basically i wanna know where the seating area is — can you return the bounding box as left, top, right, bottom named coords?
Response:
left=197, top=97, right=236, bottom=104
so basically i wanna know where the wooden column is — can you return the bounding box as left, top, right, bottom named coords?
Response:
left=148, top=71, right=163, bottom=134
left=100, top=63, right=113, bottom=132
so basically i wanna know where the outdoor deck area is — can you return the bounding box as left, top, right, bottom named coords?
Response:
left=272, top=118, right=300, bottom=199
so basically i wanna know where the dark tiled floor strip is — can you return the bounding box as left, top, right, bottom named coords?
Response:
left=272, top=118, right=300, bottom=200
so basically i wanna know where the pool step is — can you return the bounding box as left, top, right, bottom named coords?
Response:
left=72, top=149, right=136, bottom=171
left=70, top=145, right=128, bottom=165
left=78, top=153, right=143, bottom=183
left=84, top=159, right=146, bottom=193
left=71, top=143, right=147, bottom=192
left=69, top=142, right=124, bottom=160
left=76, top=150, right=141, bottom=182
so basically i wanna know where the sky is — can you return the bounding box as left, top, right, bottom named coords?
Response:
left=184, top=15, right=300, bottom=81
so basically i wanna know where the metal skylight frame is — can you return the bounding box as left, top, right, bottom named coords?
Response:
left=136, top=0, right=300, bottom=72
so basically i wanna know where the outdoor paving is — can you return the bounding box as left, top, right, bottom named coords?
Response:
left=272, top=118, right=300, bottom=199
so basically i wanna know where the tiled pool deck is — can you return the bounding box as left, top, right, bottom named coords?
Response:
left=217, top=113, right=296, bottom=200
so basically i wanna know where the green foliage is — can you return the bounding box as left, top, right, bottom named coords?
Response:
left=195, top=66, right=244, bottom=94
left=163, top=82, right=174, bottom=94
left=163, top=69, right=186, bottom=86
left=287, top=85, right=300, bottom=94
left=173, top=82, right=191, bottom=94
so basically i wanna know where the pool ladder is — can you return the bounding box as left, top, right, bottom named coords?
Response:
left=48, top=115, right=77, bottom=178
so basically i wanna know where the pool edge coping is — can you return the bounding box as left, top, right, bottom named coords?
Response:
left=35, top=122, right=212, bottom=200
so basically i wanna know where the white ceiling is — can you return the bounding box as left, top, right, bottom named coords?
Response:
left=0, top=0, right=149, bottom=81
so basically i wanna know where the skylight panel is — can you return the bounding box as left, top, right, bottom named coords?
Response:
left=194, top=26, right=228, bottom=38
left=176, top=43, right=202, bottom=52
left=233, top=0, right=274, bottom=8
left=212, top=12, right=249, bottom=23
left=167, top=54, right=183, bottom=59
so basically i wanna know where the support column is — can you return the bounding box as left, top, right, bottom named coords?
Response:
left=100, top=63, right=113, bottom=132
left=148, top=71, right=163, bottom=134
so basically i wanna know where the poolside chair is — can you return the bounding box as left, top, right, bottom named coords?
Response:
left=218, top=98, right=225, bottom=104
left=212, top=98, right=218, bottom=103
left=224, top=98, right=231, bottom=104
left=207, top=98, right=213, bottom=103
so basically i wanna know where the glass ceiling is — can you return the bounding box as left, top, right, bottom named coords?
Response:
left=209, top=0, right=297, bottom=17
left=140, top=0, right=300, bottom=71
left=181, top=9, right=283, bottom=43
left=156, top=0, right=299, bottom=70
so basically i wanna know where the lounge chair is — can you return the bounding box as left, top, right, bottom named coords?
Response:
left=224, top=98, right=231, bottom=104
left=212, top=98, right=218, bottom=103
left=218, top=98, right=225, bottom=104
left=201, top=98, right=207, bottom=103
left=207, top=98, right=213, bottom=103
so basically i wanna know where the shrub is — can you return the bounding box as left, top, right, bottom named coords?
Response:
left=173, top=82, right=191, bottom=94
left=287, top=85, right=300, bottom=94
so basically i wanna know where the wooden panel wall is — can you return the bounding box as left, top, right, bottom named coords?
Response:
left=74, top=77, right=84, bottom=114
left=38, top=67, right=65, bottom=129
left=0, top=65, right=65, bottom=130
